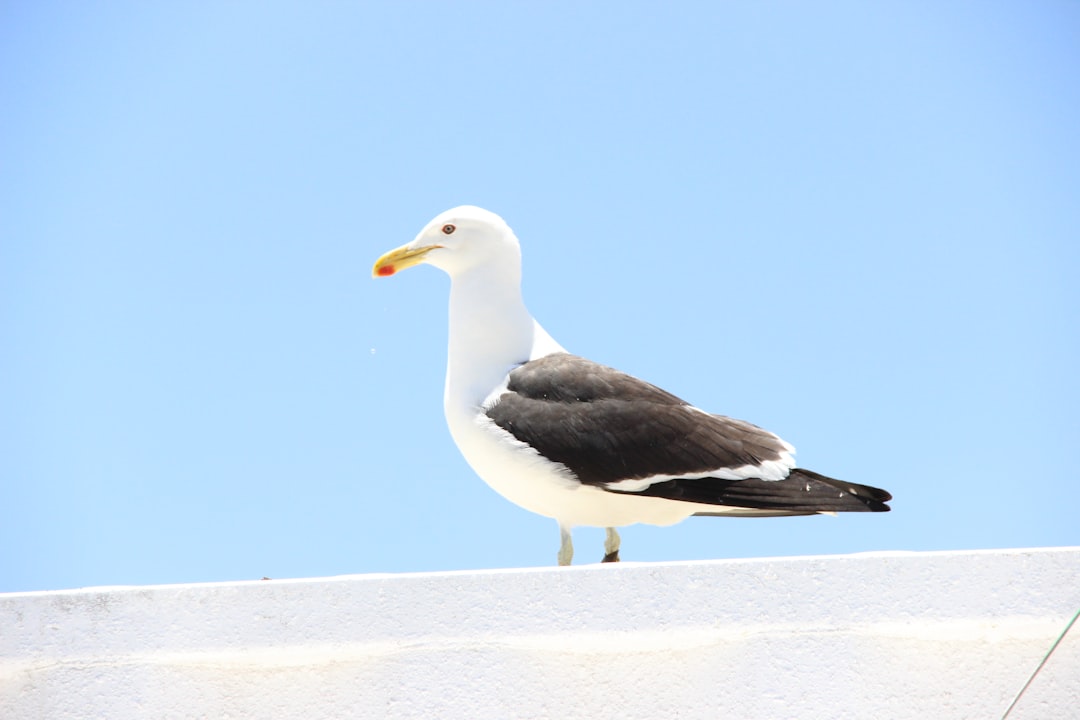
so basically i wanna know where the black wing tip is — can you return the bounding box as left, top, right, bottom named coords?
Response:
left=604, top=467, right=893, bottom=514
left=789, top=468, right=893, bottom=511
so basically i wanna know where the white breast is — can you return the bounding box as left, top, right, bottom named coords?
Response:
left=445, top=398, right=707, bottom=529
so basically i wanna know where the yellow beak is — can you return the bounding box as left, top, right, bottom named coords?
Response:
left=372, top=243, right=442, bottom=278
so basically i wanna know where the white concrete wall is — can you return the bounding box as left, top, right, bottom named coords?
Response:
left=2, top=548, right=1078, bottom=720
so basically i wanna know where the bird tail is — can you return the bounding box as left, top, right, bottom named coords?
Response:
left=607, top=468, right=892, bottom=515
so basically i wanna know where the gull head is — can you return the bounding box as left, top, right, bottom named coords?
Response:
left=372, top=206, right=521, bottom=279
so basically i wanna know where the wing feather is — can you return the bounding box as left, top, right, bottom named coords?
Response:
left=485, top=353, right=793, bottom=486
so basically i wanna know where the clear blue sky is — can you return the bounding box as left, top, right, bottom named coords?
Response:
left=2, top=2, right=1077, bottom=593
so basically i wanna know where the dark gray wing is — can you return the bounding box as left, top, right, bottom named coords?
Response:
left=485, top=353, right=793, bottom=486
left=485, top=353, right=892, bottom=513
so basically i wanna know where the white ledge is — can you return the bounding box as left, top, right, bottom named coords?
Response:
left=3, top=548, right=1079, bottom=719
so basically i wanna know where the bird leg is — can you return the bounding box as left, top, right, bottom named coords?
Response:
left=557, top=524, right=574, bottom=566
left=602, top=527, right=621, bottom=563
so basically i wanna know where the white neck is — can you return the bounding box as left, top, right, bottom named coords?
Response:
left=444, top=263, right=536, bottom=411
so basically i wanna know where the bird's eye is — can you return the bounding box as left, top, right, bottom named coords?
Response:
left=442, top=224, right=456, bottom=235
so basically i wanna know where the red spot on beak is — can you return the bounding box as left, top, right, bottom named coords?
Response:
left=376, top=265, right=396, bottom=277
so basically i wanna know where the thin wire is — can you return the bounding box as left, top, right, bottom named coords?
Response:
left=1000, top=605, right=1080, bottom=720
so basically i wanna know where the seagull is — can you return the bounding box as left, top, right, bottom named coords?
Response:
left=372, top=206, right=891, bottom=565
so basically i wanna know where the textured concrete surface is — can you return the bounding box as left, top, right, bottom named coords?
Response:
left=2, top=548, right=1079, bottom=719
